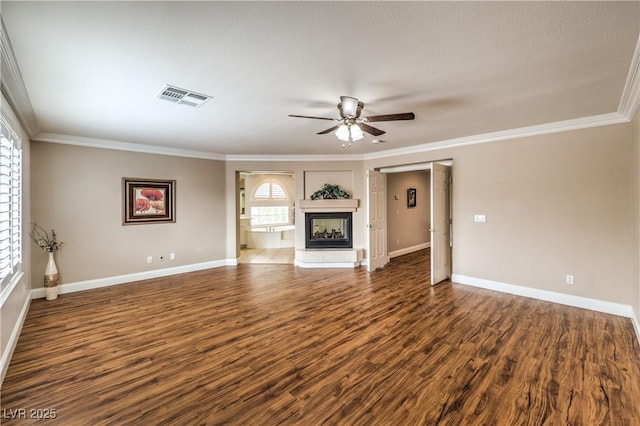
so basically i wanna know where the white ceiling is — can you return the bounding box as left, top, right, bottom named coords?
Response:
left=2, top=1, right=639, bottom=158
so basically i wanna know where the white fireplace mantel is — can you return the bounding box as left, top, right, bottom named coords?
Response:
left=298, top=199, right=359, bottom=212
left=297, top=199, right=362, bottom=268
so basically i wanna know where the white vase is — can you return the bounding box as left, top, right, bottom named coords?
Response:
left=44, top=251, right=59, bottom=301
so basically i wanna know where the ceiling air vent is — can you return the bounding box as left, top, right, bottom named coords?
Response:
left=156, top=84, right=212, bottom=108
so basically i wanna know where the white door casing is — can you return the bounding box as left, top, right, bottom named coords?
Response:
left=430, top=162, right=451, bottom=285
left=367, top=170, right=388, bottom=271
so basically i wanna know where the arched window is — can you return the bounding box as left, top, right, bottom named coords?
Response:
left=253, top=181, right=286, bottom=201
left=250, top=180, right=290, bottom=226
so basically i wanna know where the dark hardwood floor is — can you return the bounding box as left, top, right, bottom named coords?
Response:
left=2, top=249, right=639, bottom=425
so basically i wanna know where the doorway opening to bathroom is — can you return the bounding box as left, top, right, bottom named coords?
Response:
left=238, top=171, right=295, bottom=264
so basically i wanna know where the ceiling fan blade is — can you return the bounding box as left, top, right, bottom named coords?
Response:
left=365, top=112, right=415, bottom=122
left=288, top=114, right=337, bottom=121
left=359, top=123, right=386, bottom=136
left=317, top=125, right=341, bottom=135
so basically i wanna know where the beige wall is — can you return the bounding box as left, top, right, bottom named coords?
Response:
left=304, top=170, right=354, bottom=198
left=30, top=142, right=227, bottom=286
left=387, top=170, right=430, bottom=254
left=366, top=123, right=635, bottom=305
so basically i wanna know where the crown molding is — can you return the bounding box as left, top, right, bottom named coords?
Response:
left=38, top=110, right=630, bottom=163
left=0, top=17, right=39, bottom=137
left=34, top=132, right=361, bottom=162
left=362, top=112, right=628, bottom=161
left=33, top=133, right=227, bottom=161
left=618, top=34, right=640, bottom=120
left=224, top=110, right=632, bottom=162
left=225, top=153, right=363, bottom=162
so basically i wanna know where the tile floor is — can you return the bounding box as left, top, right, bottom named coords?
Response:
left=239, top=248, right=295, bottom=264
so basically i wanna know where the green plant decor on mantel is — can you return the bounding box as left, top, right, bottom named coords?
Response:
left=310, top=183, right=352, bottom=200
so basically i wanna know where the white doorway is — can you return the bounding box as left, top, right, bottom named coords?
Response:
left=367, top=170, right=388, bottom=271
left=372, top=161, right=452, bottom=282
left=237, top=171, right=296, bottom=264
left=430, top=162, right=452, bottom=285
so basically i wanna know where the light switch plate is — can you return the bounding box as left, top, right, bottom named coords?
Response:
left=474, top=214, right=487, bottom=223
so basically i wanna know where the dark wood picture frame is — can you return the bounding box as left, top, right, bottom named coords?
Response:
left=123, top=178, right=176, bottom=225
left=407, top=188, right=417, bottom=208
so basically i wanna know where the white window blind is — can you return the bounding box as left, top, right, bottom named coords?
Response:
left=250, top=180, right=290, bottom=226
left=271, top=183, right=286, bottom=199
left=254, top=182, right=271, bottom=199
left=253, top=181, right=287, bottom=200
left=0, top=117, right=22, bottom=293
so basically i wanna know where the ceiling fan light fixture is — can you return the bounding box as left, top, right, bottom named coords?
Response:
left=335, top=124, right=364, bottom=143
left=335, top=124, right=350, bottom=141
left=350, top=124, right=364, bottom=140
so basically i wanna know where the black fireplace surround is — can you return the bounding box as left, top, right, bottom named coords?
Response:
left=305, top=212, right=353, bottom=249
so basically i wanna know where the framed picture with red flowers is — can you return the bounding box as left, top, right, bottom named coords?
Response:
left=123, top=178, right=176, bottom=225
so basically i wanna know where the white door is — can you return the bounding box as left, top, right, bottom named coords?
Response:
left=367, top=170, right=388, bottom=271
left=430, top=162, right=451, bottom=285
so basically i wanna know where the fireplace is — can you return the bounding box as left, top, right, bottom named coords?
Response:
left=305, top=212, right=352, bottom=249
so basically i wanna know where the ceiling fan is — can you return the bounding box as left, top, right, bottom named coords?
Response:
left=289, top=96, right=415, bottom=147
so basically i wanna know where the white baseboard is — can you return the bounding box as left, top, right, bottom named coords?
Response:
left=31, top=259, right=235, bottom=299
left=0, top=290, right=31, bottom=385
left=632, top=310, right=640, bottom=346
left=389, top=242, right=430, bottom=259
left=451, top=274, right=634, bottom=318
left=294, top=260, right=362, bottom=268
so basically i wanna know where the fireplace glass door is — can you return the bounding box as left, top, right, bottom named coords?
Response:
left=305, top=212, right=352, bottom=249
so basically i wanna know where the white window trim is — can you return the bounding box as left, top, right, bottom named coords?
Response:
left=0, top=114, right=23, bottom=307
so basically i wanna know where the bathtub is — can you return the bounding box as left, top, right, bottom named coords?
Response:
left=246, top=225, right=295, bottom=249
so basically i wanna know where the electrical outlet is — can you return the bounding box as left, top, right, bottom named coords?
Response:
left=566, top=275, right=574, bottom=285
left=146, top=256, right=153, bottom=264
left=170, top=252, right=176, bottom=260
